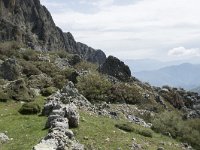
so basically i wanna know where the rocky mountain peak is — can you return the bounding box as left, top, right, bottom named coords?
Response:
left=0, top=0, right=106, bottom=64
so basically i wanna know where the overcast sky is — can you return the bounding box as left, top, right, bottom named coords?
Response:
left=40, top=0, right=200, bottom=62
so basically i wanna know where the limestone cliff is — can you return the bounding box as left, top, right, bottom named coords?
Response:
left=0, top=0, right=106, bottom=64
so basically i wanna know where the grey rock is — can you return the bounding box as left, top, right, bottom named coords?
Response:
left=131, top=141, right=142, bottom=150
left=45, top=114, right=63, bottom=128
left=64, top=104, right=80, bottom=128
left=0, top=58, right=21, bottom=81
left=127, top=115, right=152, bottom=128
left=99, top=56, right=131, bottom=81
left=0, top=133, right=9, bottom=144
left=54, top=58, right=70, bottom=70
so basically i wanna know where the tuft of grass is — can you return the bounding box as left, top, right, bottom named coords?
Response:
left=0, top=96, right=47, bottom=150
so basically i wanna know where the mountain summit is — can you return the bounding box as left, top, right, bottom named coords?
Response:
left=0, top=0, right=106, bottom=64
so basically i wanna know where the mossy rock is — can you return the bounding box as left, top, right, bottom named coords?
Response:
left=41, top=87, right=57, bottom=96
left=19, top=103, right=41, bottom=115
left=7, top=79, right=35, bottom=102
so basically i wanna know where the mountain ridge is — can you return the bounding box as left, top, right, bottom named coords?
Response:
left=0, top=0, right=106, bottom=64
left=135, top=63, right=200, bottom=89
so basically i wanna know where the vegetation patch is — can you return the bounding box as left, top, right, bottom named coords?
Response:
left=72, top=111, right=183, bottom=150
left=152, top=111, right=200, bottom=149
left=19, top=103, right=41, bottom=115
left=115, top=123, right=135, bottom=132
left=0, top=97, right=47, bottom=150
left=41, top=87, right=57, bottom=97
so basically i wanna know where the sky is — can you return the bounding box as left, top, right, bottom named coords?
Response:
left=40, top=0, right=200, bottom=63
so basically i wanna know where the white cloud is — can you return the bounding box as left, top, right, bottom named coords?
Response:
left=168, top=47, right=200, bottom=57
left=40, top=0, right=200, bottom=62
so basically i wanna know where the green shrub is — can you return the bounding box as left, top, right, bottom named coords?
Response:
left=34, top=61, right=61, bottom=77
left=41, top=87, right=57, bottom=97
left=107, top=83, right=143, bottom=104
left=0, top=90, right=9, bottom=102
left=0, top=41, right=21, bottom=58
left=152, top=111, right=200, bottom=149
left=20, top=60, right=41, bottom=77
left=19, top=103, right=41, bottom=115
left=7, top=79, right=35, bottom=102
left=21, top=49, right=39, bottom=61
left=115, top=123, right=135, bottom=132
left=53, top=75, right=68, bottom=89
left=138, top=130, right=153, bottom=138
left=115, top=123, right=153, bottom=138
left=77, top=73, right=112, bottom=102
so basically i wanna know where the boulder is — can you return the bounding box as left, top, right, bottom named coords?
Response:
left=54, top=58, right=70, bottom=70
left=99, top=56, right=131, bottom=81
left=127, top=115, right=152, bottom=128
left=0, top=58, right=21, bottom=81
left=0, top=133, right=9, bottom=144
left=64, top=104, right=80, bottom=128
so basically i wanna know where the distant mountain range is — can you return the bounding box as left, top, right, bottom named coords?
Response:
left=133, top=63, right=200, bottom=90
left=124, top=59, right=200, bottom=72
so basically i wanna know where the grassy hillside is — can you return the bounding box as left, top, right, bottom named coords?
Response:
left=72, top=111, right=184, bottom=150
left=0, top=97, right=48, bottom=150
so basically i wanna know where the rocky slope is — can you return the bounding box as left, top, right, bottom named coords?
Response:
left=0, top=0, right=106, bottom=64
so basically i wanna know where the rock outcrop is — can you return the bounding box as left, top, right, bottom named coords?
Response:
left=33, top=82, right=85, bottom=150
left=0, top=58, right=21, bottom=81
left=99, top=56, right=131, bottom=81
left=156, top=86, right=200, bottom=119
left=0, top=0, right=106, bottom=64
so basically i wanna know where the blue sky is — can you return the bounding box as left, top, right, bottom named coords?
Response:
left=40, top=0, right=200, bottom=62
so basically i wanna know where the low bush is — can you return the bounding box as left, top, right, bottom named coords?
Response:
left=115, top=123, right=135, bottom=132
left=152, top=111, right=200, bottom=149
left=0, top=41, right=21, bottom=59
left=21, top=49, right=39, bottom=61
left=138, top=130, right=153, bottom=138
left=34, top=61, right=60, bottom=77
left=77, top=73, right=112, bottom=102
left=0, top=90, right=9, bottom=102
left=19, top=103, right=41, bottom=115
left=7, top=79, right=35, bottom=102
left=41, top=87, right=57, bottom=97
left=20, top=60, right=41, bottom=77
left=107, top=83, right=143, bottom=104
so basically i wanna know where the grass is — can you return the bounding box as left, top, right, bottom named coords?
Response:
left=0, top=97, right=48, bottom=150
left=72, top=111, right=183, bottom=150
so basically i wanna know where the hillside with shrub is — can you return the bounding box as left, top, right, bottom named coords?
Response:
left=0, top=0, right=199, bottom=149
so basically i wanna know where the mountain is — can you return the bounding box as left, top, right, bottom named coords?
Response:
left=124, top=59, right=196, bottom=72
left=0, top=0, right=106, bottom=64
left=134, top=63, right=200, bottom=89
left=191, top=86, right=200, bottom=94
